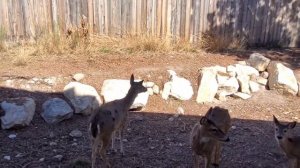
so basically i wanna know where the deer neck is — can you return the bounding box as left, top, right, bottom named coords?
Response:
left=121, top=87, right=138, bottom=111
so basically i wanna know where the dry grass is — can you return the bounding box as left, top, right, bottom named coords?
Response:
left=0, top=27, right=6, bottom=52
left=197, top=31, right=247, bottom=52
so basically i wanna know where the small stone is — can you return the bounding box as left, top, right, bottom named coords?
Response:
left=72, top=73, right=85, bottom=81
left=260, top=71, right=269, bottom=79
left=44, top=77, right=57, bottom=86
left=232, top=92, right=252, bottom=100
left=15, top=153, right=24, bottom=158
left=8, top=134, right=17, bottom=139
left=71, top=143, right=78, bottom=146
left=153, top=85, right=160, bottom=94
left=238, top=61, right=247, bottom=65
left=50, top=142, right=57, bottom=146
left=39, top=158, right=45, bottom=162
left=54, top=155, right=63, bottom=161
left=4, top=156, right=11, bottom=160
left=49, top=132, right=55, bottom=138
left=231, top=126, right=237, bottom=129
left=122, top=139, right=128, bottom=142
left=143, top=82, right=155, bottom=88
left=150, top=146, right=155, bottom=150
left=177, top=107, right=185, bottom=115
left=69, top=129, right=83, bottom=138
left=168, top=117, right=174, bottom=121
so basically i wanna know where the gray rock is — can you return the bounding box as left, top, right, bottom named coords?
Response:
left=196, top=68, right=218, bottom=103
left=72, top=73, right=85, bottom=81
left=69, top=129, right=83, bottom=138
left=8, top=134, right=17, bottom=139
left=64, top=82, right=102, bottom=115
left=247, top=53, right=271, bottom=71
left=267, top=62, right=298, bottom=95
left=54, top=155, right=63, bottom=161
left=101, top=79, right=148, bottom=109
left=1, top=97, right=36, bottom=129
left=41, top=98, right=73, bottom=124
left=232, top=92, right=252, bottom=100
left=4, top=156, right=11, bottom=161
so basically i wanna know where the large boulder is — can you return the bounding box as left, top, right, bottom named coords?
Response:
left=163, top=70, right=194, bottom=100
left=1, top=97, right=36, bottom=129
left=41, top=98, right=73, bottom=124
left=100, top=79, right=149, bottom=110
left=247, top=53, right=271, bottom=71
left=196, top=68, right=218, bottom=103
left=64, top=82, right=102, bottom=115
left=267, top=62, right=298, bottom=95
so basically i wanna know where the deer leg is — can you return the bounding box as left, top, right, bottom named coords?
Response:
left=192, top=152, right=200, bottom=168
left=204, top=156, right=212, bottom=168
left=119, top=130, right=125, bottom=156
left=111, top=131, right=117, bottom=153
left=91, top=136, right=100, bottom=168
left=100, top=134, right=112, bottom=168
left=212, top=142, right=220, bottom=167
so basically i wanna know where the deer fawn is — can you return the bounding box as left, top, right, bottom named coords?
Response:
left=190, top=106, right=231, bottom=168
left=273, top=115, right=300, bottom=168
left=89, top=74, right=147, bottom=168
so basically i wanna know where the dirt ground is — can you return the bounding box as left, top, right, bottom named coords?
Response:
left=0, top=48, right=300, bottom=168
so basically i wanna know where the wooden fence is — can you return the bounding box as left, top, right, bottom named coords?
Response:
left=0, top=0, right=299, bottom=47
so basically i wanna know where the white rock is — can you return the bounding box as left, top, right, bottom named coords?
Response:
left=43, top=77, right=57, bottom=86
left=143, top=81, right=155, bottom=88
left=218, top=77, right=240, bottom=95
left=196, top=68, right=218, bottom=103
left=166, top=70, right=194, bottom=100
left=267, top=62, right=298, bottom=95
left=153, top=85, right=160, bottom=94
left=247, top=53, right=271, bottom=71
left=232, top=92, right=252, bottom=100
left=237, top=75, right=250, bottom=94
left=249, top=81, right=260, bottom=92
left=41, top=98, right=73, bottom=124
left=260, top=71, right=269, bottom=79
left=235, top=64, right=259, bottom=77
left=147, top=88, right=154, bottom=95
left=216, top=74, right=230, bottom=85
left=177, top=107, right=185, bottom=115
left=5, top=79, right=15, bottom=87
left=69, top=129, right=83, bottom=138
left=237, top=61, right=247, bottom=65
left=101, top=79, right=149, bottom=109
left=1, top=97, right=36, bottom=129
left=72, top=73, right=85, bottom=81
left=203, top=65, right=227, bottom=74
left=64, top=82, right=102, bottom=115
left=227, top=65, right=237, bottom=77
left=162, top=82, right=172, bottom=100
left=4, top=156, right=11, bottom=160
left=8, top=134, right=17, bottom=139
left=215, top=91, right=227, bottom=101
left=254, top=76, right=268, bottom=86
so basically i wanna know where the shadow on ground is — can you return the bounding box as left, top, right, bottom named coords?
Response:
left=0, top=87, right=296, bottom=168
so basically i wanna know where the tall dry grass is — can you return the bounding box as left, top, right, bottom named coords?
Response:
left=0, top=27, right=6, bottom=52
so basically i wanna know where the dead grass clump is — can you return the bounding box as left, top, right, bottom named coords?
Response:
left=0, top=27, right=6, bottom=52
left=198, top=31, right=247, bottom=52
left=173, top=40, right=198, bottom=52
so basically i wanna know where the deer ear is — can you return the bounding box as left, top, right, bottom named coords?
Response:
left=130, top=74, right=134, bottom=85
left=288, top=121, right=296, bottom=129
left=200, top=117, right=208, bottom=125
left=273, top=115, right=279, bottom=125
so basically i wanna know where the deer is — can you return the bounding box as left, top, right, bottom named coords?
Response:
left=190, top=106, right=231, bottom=168
left=273, top=115, right=300, bottom=168
left=89, top=74, right=147, bottom=168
